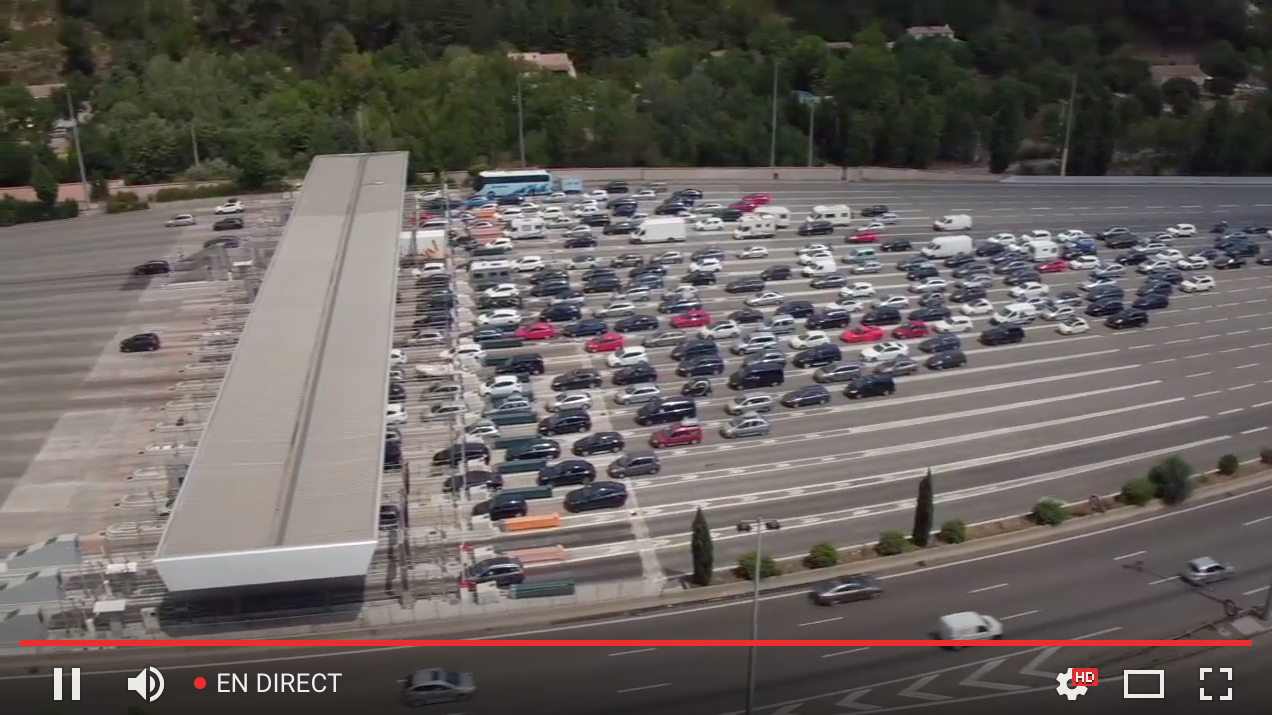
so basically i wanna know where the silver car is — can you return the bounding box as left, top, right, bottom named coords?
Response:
left=643, top=330, right=688, bottom=348
left=164, top=213, right=196, bottom=227
left=548, top=391, right=593, bottom=412
left=594, top=301, right=637, bottom=318
left=720, top=413, right=772, bottom=439
left=850, top=261, right=883, bottom=274
left=401, top=668, right=476, bottom=707
left=1180, top=557, right=1234, bottom=586
left=482, top=396, right=534, bottom=416
left=725, top=393, right=774, bottom=415
left=813, top=361, right=865, bottom=384
left=613, top=384, right=662, bottom=405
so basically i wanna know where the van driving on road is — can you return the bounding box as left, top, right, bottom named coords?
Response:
left=920, top=235, right=973, bottom=258
left=807, top=204, right=854, bottom=226
left=933, top=214, right=973, bottom=231
left=630, top=217, right=687, bottom=244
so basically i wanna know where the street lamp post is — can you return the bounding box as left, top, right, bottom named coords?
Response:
left=769, top=60, right=779, bottom=168
left=516, top=74, right=527, bottom=168
left=1059, top=73, right=1078, bottom=177
left=737, top=517, right=782, bottom=715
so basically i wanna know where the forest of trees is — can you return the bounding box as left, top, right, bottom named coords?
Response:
left=6, top=0, right=1272, bottom=190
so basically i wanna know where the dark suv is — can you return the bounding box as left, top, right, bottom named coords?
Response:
left=538, top=409, right=592, bottom=436
left=119, top=332, right=161, bottom=352
left=496, top=353, right=546, bottom=375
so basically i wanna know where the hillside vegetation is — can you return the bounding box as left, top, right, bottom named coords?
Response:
left=4, top=0, right=1272, bottom=189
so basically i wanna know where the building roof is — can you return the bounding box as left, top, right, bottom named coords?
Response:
left=154, top=152, right=406, bottom=589
left=508, top=51, right=577, bottom=77
left=1150, top=64, right=1209, bottom=84
left=906, top=25, right=957, bottom=39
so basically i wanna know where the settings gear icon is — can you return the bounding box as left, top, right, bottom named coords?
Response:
left=1055, top=669, right=1089, bottom=700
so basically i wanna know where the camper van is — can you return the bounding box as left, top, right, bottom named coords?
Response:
left=933, top=214, right=973, bottom=231
left=733, top=215, right=777, bottom=240
left=755, top=206, right=791, bottom=228
left=807, top=204, right=854, bottom=227
left=630, top=217, right=688, bottom=244
left=920, top=235, right=974, bottom=258
left=505, top=216, right=546, bottom=240
left=469, top=259, right=516, bottom=288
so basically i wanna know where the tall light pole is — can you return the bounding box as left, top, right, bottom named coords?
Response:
left=796, top=93, right=825, bottom=167
left=64, top=90, right=90, bottom=206
left=737, top=517, right=781, bottom=715
left=516, top=74, right=527, bottom=168
left=1059, top=73, right=1078, bottom=177
left=769, top=60, right=779, bottom=168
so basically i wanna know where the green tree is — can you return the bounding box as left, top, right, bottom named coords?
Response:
left=1199, top=41, right=1249, bottom=83
left=1147, top=455, right=1195, bottom=505
left=690, top=507, right=713, bottom=586
left=319, top=25, right=359, bottom=76
left=29, top=161, right=58, bottom=208
left=1161, top=77, right=1200, bottom=116
left=911, top=470, right=935, bottom=547
left=987, top=103, right=1022, bottom=174
left=234, top=140, right=285, bottom=190
left=58, top=18, right=96, bottom=77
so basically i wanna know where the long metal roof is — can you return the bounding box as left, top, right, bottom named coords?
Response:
left=155, top=152, right=406, bottom=581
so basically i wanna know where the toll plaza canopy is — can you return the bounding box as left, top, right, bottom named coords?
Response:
left=154, top=152, right=408, bottom=592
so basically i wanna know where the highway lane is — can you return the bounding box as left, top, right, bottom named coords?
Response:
left=8, top=484, right=1268, bottom=715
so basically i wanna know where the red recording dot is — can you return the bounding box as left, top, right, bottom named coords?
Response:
left=194, top=677, right=206, bottom=690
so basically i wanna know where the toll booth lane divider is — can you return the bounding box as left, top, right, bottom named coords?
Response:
left=500, top=513, right=562, bottom=532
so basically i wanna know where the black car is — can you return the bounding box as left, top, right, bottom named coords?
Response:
left=1117, top=251, right=1150, bottom=266
left=536, top=460, right=597, bottom=487
left=212, top=217, right=243, bottom=231
left=442, top=470, right=504, bottom=494
left=974, top=242, right=1006, bottom=257
left=1136, top=281, right=1172, bottom=297
left=583, top=276, right=622, bottom=293
left=551, top=368, right=603, bottom=391
left=572, top=431, right=625, bottom=457
left=119, top=332, right=161, bottom=352
left=676, top=354, right=726, bottom=377
left=944, top=253, right=975, bottom=268
left=614, top=314, right=660, bottom=332
left=579, top=213, right=611, bottom=227
left=612, top=362, right=658, bottom=385
left=718, top=208, right=743, bottom=222
left=925, top=350, right=968, bottom=370
left=506, top=438, right=561, bottom=462
left=726, top=277, right=766, bottom=294
left=909, top=305, right=951, bottom=322
left=760, top=265, right=792, bottom=281
left=860, top=205, right=890, bottom=218
left=482, top=493, right=530, bottom=521
left=873, top=357, right=920, bottom=376
left=729, top=308, right=766, bottom=324
left=631, top=273, right=665, bottom=290
left=776, top=301, right=815, bottom=319
left=431, top=442, right=491, bottom=467
left=603, top=221, right=637, bottom=235
left=979, top=324, right=1025, bottom=346
left=844, top=374, right=895, bottom=399
left=950, top=286, right=987, bottom=303
left=540, top=304, right=581, bottom=322
left=529, top=281, right=571, bottom=298
left=1150, top=268, right=1185, bottom=284
left=463, top=556, right=524, bottom=587
left=612, top=201, right=637, bottom=217
left=1226, top=243, right=1260, bottom=258
left=564, top=235, right=597, bottom=248
left=655, top=202, right=689, bottom=215
left=131, top=260, right=170, bottom=276
left=563, top=481, right=629, bottom=513
left=881, top=239, right=912, bottom=253
left=781, top=383, right=832, bottom=407
left=1085, top=299, right=1124, bottom=317
left=1132, top=293, right=1169, bottom=310
left=604, top=181, right=629, bottom=194
left=806, top=309, right=853, bottom=330
left=562, top=319, right=609, bottom=338
left=810, top=274, right=848, bottom=289
left=951, top=263, right=990, bottom=279
left=538, top=409, right=592, bottom=436
left=993, top=259, right=1032, bottom=275
left=918, top=334, right=961, bottom=353
left=1002, top=271, right=1041, bottom=286
left=1258, top=254, right=1272, bottom=266
left=477, top=296, right=522, bottom=310
left=905, top=265, right=939, bottom=281
left=861, top=307, right=902, bottom=326
left=1214, top=256, right=1245, bottom=269
left=1106, top=309, right=1149, bottom=330
left=631, top=264, right=668, bottom=279
left=682, top=270, right=717, bottom=286
left=798, top=220, right=835, bottom=236
left=658, top=297, right=703, bottom=314
left=495, top=353, right=545, bottom=375
left=792, top=344, right=843, bottom=369
left=468, top=327, right=507, bottom=343
left=896, top=256, right=929, bottom=273
left=670, top=339, right=719, bottom=361
left=1105, top=234, right=1139, bottom=249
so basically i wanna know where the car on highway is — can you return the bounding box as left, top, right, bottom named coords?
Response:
left=840, top=282, right=876, bottom=299
left=1036, top=258, right=1067, bottom=273
left=212, top=216, right=244, bottom=231
left=132, top=260, right=171, bottom=276
left=614, top=314, right=660, bottom=333
left=1132, top=292, right=1170, bottom=310
left=810, top=574, right=883, bottom=606
left=1181, top=275, right=1216, bottom=293
left=1214, top=255, right=1245, bottom=269
left=613, top=384, right=663, bottom=407
left=840, top=326, right=885, bottom=344
left=720, top=413, right=772, bottom=439
left=931, top=316, right=973, bottom=333
left=1040, top=303, right=1075, bottom=322
left=649, top=420, right=704, bottom=448
left=119, top=332, right=161, bottom=353
left=564, top=481, right=628, bottom=512
left=745, top=291, right=786, bottom=307
left=550, top=368, right=602, bottom=392
left=165, top=213, right=196, bottom=227
left=1067, top=255, right=1100, bottom=270
left=214, top=198, right=245, bottom=214
left=881, top=239, right=911, bottom=252
left=925, top=349, right=968, bottom=370
left=1105, top=308, right=1149, bottom=329
left=1086, top=298, right=1124, bottom=317
left=813, top=361, right=865, bottom=383
left=918, top=334, right=961, bottom=353
left=1180, top=556, right=1235, bottom=586
left=514, top=323, right=556, bottom=341
left=1092, top=263, right=1125, bottom=279
left=1167, top=222, right=1197, bottom=237
left=1056, top=316, right=1090, bottom=335
left=861, top=341, right=910, bottom=362
left=780, top=384, right=832, bottom=408
left=810, top=274, right=849, bottom=289
left=979, top=324, right=1026, bottom=346
left=790, top=331, right=831, bottom=349
left=676, top=354, right=725, bottom=377
left=844, top=373, right=896, bottom=399
left=738, top=245, right=769, bottom=259
left=584, top=333, right=624, bottom=353
left=699, top=321, right=742, bottom=340
left=892, top=322, right=929, bottom=340
left=960, top=299, right=995, bottom=316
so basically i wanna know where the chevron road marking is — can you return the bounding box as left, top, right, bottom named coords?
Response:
left=1018, top=647, right=1063, bottom=679
left=896, top=675, right=951, bottom=701
left=835, top=691, right=882, bottom=711
left=959, top=660, right=1028, bottom=691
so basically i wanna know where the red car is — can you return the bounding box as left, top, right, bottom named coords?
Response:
left=730, top=201, right=758, bottom=213
left=584, top=332, right=624, bottom=353
left=515, top=322, right=557, bottom=341
left=670, top=309, right=712, bottom=329
left=846, top=231, right=880, bottom=244
left=1036, top=259, right=1067, bottom=273
left=743, top=193, right=772, bottom=205
left=649, top=421, right=704, bottom=448
left=840, top=326, right=885, bottom=343
left=892, top=321, right=929, bottom=339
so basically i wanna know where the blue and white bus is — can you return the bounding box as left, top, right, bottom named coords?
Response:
left=472, top=169, right=554, bottom=199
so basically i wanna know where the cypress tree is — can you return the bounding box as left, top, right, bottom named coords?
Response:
left=912, top=470, right=934, bottom=547
left=690, top=507, right=714, bottom=586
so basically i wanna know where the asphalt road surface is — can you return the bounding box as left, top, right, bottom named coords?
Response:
left=396, top=182, right=1272, bottom=586
left=6, top=482, right=1268, bottom=715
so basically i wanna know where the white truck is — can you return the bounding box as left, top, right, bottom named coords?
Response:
left=808, top=204, right=854, bottom=226
left=755, top=206, right=791, bottom=228
left=629, top=217, right=687, bottom=244
left=1026, top=239, right=1060, bottom=261
left=933, top=214, right=973, bottom=231
left=733, top=215, right=777, bottom=240
left=505, top=216, right=546, bottom=240
left=920, top=235, right=973, bottom=258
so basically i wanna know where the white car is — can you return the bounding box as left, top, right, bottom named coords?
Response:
left=616, top=287, right=651, bottom=302
left=1080, top=276, right=1117, bottom=291
left=544, top=192, right=569, bottom=203
left=789, top=331, right=830, bottom=349
left=873, top=295, right=910, bottom=309
left=850, top=261, right=883, bottom=274
left=633, top=189, right=658, bottom=201
left=414, top=190, right=443, bottom=201
left=1181, top=275, right=1216, bottom=293
left=827, top=297, right=866, bottom=312
left=514, top=255, right=545, bottom=272
left=839, top=282, right=876, bottom=299
left=540, top=206, right=563, bottom=218
left=1040, top=304, right=1075, bottom=321
left=1023, top=229, right=1051, bottom=240
left=479, top=375, right=526, bottom=398
left=518, top=202, right=540, bottom=214
left=932, top=316, right=974, bottom=333
left=1057, top=317, right=1090, bottom=335
left=665, top=284, right=697, bottom=299
left=214, top=199, right=244, bottom=214
left=1176, top=256, right=1208, bottom=270
left=738, top=246, right=769, bottom=259
left=856, top=221, right=887, bottom=233
left=1068, top=255, right=1101, bottom=270
left=613, top=384, right=662, bottom=405
left=690, top=258, right=724, bottom=273
left=861, top=341, right=910, bottom=362
left=1139, top=241, right=1170, bottom=253
left=1138, top=259, right=1175, bottom=274
left=654, top=251, right=685, bottom=264
left=606, top=346, right=649, bottom=367
left=697, top=202, right=725, bottom=214
left=699, top=321, right=741, bottom=340
left=798, top=250, right=834, bottom=265
left=1154, top=249, right=1185, bottom=264
left=439, top=343, right=485, bottom=362
left=567, top=255, right=598, bottom=270
left=694, top=218, right=725, bottom=232
left=797, top=243, right=832, bottom=256
left=878, top=212, right=900, bottom=224
left=389, top=348, right=408, bottom=366
left=1167, top=223, right=1197, bottom=237
left=477, top=309, right=521, bottom=328
left=585, top=189, right=609, bottom=201
left=465, top=420, right=500, bottom=439
left=745, top=291, right=786, bottom=307
left=497, top=207, right=523, bottom=220
left=547, top=216, right=575, bottom=229
left=961, top=299, right=995, bottom=316
left=1057, top=229, right=1089, bottom=241
left=385, top=404, right=408, bottom=425
left=594, top=301, right=637, bottom=318
left=1009, top=281, right=1049, bottom=300
left=483, top=283, right=520, bottom=299
left=987, top=232, right=1016, bottom=245
left=412, top=261, right=447, bottom=278
left=481, top=236, right=514, bottom=252
left=548, top=392, right=593, bottom=412
left=1092, top=263, right=1125, bottom=278
left=909, top=278, right=948, bottom=293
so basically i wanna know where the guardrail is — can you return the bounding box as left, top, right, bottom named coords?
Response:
left=543, top=167, right=1004, bottom=183
left=1001, top=176, right=1272, bottom=186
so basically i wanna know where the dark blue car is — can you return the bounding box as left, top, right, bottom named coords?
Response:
left=563, top=482, right=628, bottom=513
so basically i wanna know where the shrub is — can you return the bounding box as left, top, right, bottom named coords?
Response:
left=1217, top=454, right=1240, bottom=476
left=0, top=196, right=79, bottom=226
left=804, top=542, right=839, bottom=569
left=735, top=552, right=780, bottom=580
left=938, top=519, right=967, bottom=544
left=151, top=181, right=289, bottom=202
left=874, top=531, right=910, bottom=556
left=1262, top=447, right=1272, bottom=466
left=1119, top=477, right=1156, bottom=506
left=104, top=191, right=149, bottom=214
left=1148, top=455, right=1195, bottom=505
left=1032, top=499, right=1068, bottom=526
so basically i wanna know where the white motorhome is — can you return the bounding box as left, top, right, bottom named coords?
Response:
left=1026, top=239, right=1060, bottom=261
left=505, top=216, right=546, bottom=240
left=468, top=259, right=516, bottom=287
left=933, top=214, right=973, bottom=231
left=808, top=204, right=854, bottom=226
left=755, top=206, right=791, bottom=228
left=630, top=217, right=688, bottom=244
left=733, top=215, right=777, bottom=240
left=920, top=235, right=974, bottom=258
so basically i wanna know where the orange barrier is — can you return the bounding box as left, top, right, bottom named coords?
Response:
left=500, top=514, right=561, bottom=532
left=504, top=545, right=567, bottom=564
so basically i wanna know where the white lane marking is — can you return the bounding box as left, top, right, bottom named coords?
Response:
left=1149, top=577, right=1177, bottom=585
left=800, top=617, right=843, bottom=627
left=1218, top=408, right=1244, bottom=415
left=1231, top=384, right=1256, bottom=390
left=1195, top=391, right=1221, bottom=397
left=609, top=648, right=658, bottom=656
left=1151, top=358, right=1175, bottom=364
left=617, top=683, right=671, bottom=694
left=1113, top=550, right=1146, bottom=560
left=1255, top=401, right=1272, bottom=408
left=821, top=648, right=871, bottom=658
left=1242, top=516, right=1272, bottom=526
left=1244, top=586, right=1270, bottom=596
left=1242, top=427, right=1269, bottom=435
left=1186, top=372, right=1212, bottom=378
left=1234, top=364, right=1259, bottom=370
left=969, top=583, right=1008, bottom=594
left=998, top=610, right=1039, bottom=621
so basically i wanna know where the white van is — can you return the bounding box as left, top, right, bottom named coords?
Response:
left=630, top=217, right=687, bottom=244
left=733, top=215, right=777, bottom=240
left=505, top=216, right=546, bottom=240
left=937, top=612, right=1002, bottom=649
left=800, top=257, right=837, bottom=277
left=468, top=259, right=516, bottom=287
left=991, top=302, right=1039, bottom=325
left=933, top=214, right=973, bottom=231
left=756, top=206, right=791, bottom=228
left=1026, top=239, right=1059, bottom=261
left=920, top=235, right=974, bottom=258
left=808, top=204, right=854, bottom=226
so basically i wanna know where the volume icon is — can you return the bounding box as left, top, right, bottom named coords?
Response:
left=53, top=667, right=81, bottom=701
left=126, top=666, right=165, bottom=702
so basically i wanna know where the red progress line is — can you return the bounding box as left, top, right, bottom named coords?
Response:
left=18, top=639, right=1252, bottom=647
